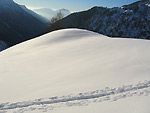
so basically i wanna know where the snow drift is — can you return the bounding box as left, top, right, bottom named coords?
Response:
left=0, top=29, right=150, bottom=113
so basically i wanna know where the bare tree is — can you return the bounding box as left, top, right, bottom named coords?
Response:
left=50, top=10, right=64, bottom=24
left=50, top=17, right=58, bottom=24
left=57, top=10, right=64, bottom=20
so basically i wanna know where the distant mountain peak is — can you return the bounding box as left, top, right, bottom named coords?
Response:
left=59, top=8, right=70, bottom=11
left=33, top=8, right=71, bottom=19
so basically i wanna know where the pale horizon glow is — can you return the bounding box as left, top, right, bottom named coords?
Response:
left=14, top=0, right=139, bottom=12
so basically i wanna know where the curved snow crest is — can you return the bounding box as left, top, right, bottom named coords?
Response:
left=0, top=29, right=150, bottom=113
left=1, top=29, right=107, bottom=52
left=42, top=29, right=106, bottom=43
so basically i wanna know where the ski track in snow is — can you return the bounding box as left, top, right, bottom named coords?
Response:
left=1, top=80, right=150, bottom=113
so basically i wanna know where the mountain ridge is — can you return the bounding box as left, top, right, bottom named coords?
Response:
left=48, top=0, right=150, bottom=39
left=0, top=0, right=48, bottom=51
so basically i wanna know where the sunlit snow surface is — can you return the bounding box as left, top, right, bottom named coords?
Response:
left=0, top=29, right=150, bottom=113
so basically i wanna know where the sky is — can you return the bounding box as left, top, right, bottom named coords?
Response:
left=14, top=0, right=139, bottom=12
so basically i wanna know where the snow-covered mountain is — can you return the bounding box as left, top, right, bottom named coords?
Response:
left=33, top=8, right=71, bottom=20
left=48, top=0, right=150, bottom=39
left=0, top=0, right=48, bottom=51
left=0, top=29, right=150, bottom=113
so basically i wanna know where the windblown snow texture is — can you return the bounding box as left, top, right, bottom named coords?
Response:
left=0, top=29, right=150, bottom=113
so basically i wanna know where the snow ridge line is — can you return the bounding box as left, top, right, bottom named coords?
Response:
left=0, top=80, right=150, bottom=111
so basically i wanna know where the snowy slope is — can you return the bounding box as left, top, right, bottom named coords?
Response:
left=0, top=29, right=150, bottom=113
